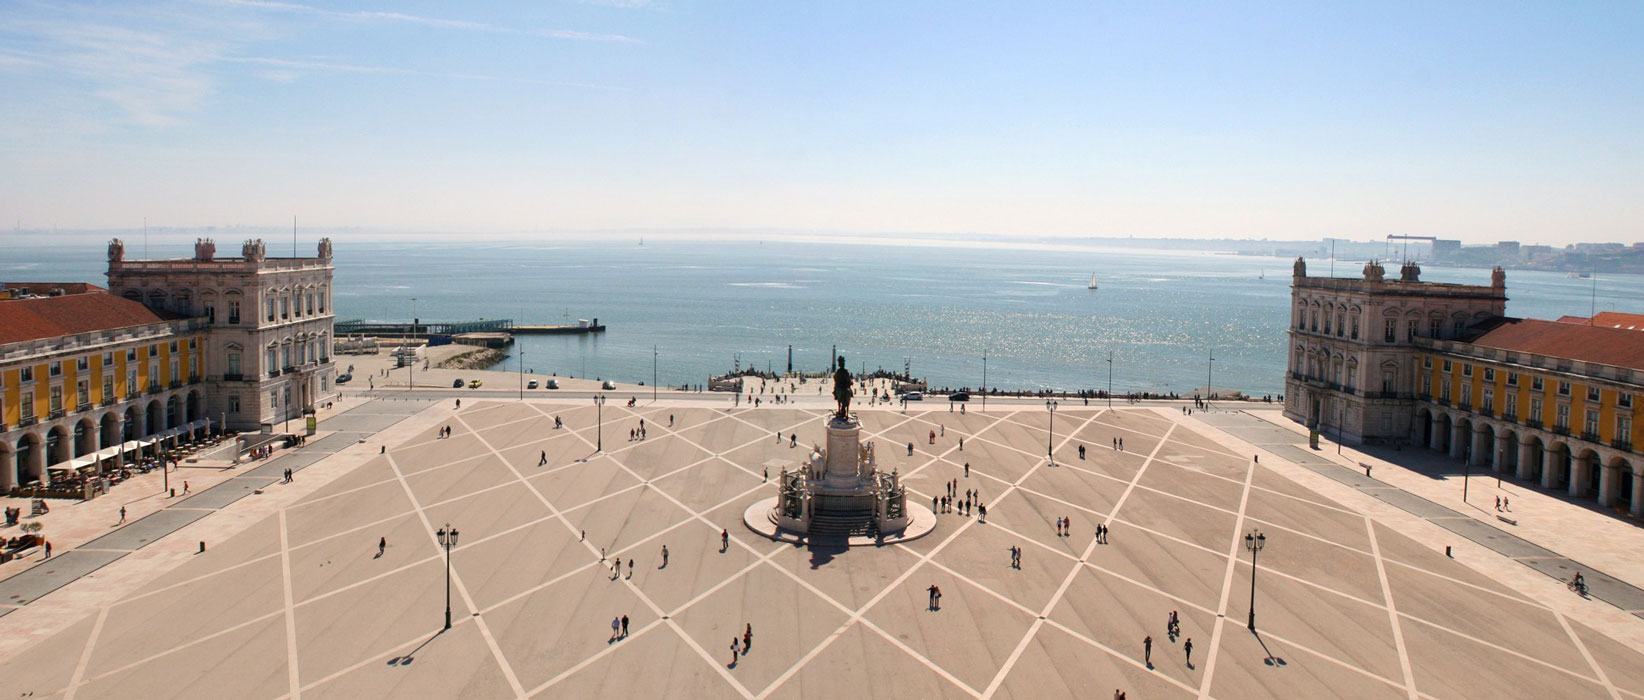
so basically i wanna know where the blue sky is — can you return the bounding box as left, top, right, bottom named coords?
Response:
left=1, top=1, right=1641, bottom=243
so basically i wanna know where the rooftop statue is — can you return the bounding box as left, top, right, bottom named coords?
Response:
left=108, top=238, right=124, bottom=262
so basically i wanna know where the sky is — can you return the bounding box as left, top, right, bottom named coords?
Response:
left=1, top=1, right=1641, bottom=244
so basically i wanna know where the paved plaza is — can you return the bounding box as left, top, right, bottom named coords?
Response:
left=4, top=399, right=1644, bottom=699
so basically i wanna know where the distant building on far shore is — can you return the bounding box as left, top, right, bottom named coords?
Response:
left=1286, top=258, right=1643, bottom=517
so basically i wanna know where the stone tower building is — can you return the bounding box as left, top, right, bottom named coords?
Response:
left=1284, top=257, right=1506, bottom=444
left=106, top=237, right=338, bottom=431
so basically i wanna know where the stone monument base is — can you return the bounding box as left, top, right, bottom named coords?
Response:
left=742, top=497, right=937, bottom=546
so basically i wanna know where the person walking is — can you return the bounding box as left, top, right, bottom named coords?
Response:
left=1184, top=638, right=1193, bottom=667
left=611, top=616, right=621, bottom=641
left=927, top=584, right=939, bottom=610
left=378, top=536, right=387, bottom=557
left=743, top=623, right=753, bottom=652
left=621, top=614, right=630, bottom=638
left=661, top=544, right=669, bottom=567
left=731, top=637, right=740, bottom=665
left=539, top=451, right=547, bottom=466
left=964, top=462, right=969, bottom=477
left=43, top=541, right=52, bottom=559
left=721, top=529, right=729, bottom=552
left=118, top=506, right=126, bottom=524
left=1143, top=635, right=1152, bottom=667
left=627, top=558, right=634, bottom=579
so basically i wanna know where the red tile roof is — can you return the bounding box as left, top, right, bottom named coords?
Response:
left=0, top=282, right=107, bottom=297
left=0, top=294, right=183, bottom=345
left=1469, top=318, right=1644, bottom=372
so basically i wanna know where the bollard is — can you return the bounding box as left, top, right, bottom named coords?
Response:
left=1445, top=545, right=1452, bottom=558
left=170, top=488, right=176, bottom=498
left=199, top=541, right=207, bottom=553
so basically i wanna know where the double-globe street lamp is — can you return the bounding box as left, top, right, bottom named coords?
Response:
left=593, top=394, right=606, bottom=452
left=1244, top=529, right=1266, bottom=631
left=437, top=523, right=460, bottom=630
left=1046, top=399, right=1058, bottom=465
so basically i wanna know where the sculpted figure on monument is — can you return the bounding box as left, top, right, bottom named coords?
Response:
left=833, top=356, right=853, bottom=420
left=318, top=237, right=333, bottom=260
left=107, top=238, right=124, bottom=262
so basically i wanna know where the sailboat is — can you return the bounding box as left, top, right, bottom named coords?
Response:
left=1087, top=273, right=1098, bottom=290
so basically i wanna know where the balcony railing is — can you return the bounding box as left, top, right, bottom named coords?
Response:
left=1477, top=407, right=1493, bottom=418
left=1526, top=418, right=1542, bottom=429
left=169, top=380, right=183, bottom=389
left=222, top=373, right=244, bottom=382
left=77, top=402, right=92, bottom=413
left=1582, top=431, right=1601, bottom=442
left=1614, top=438, right=1635, bottom=452
left=1436, top=398, right=1451, bottom=407
left=18, top=415, right=36, bottom=427
left=268, top=370, right=281, bottom=379
left=49, top=407, right=65, bottom=419
left=1553, top=425, right=1570, bottom=437
left=283, top=366, right=298, bottom=375
left=147, top=384, right=163, bottom=395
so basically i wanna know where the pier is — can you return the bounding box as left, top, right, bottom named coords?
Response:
left=334, top=318, right=605, bottom=337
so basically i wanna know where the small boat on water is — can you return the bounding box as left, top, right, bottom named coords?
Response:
left=1087, top=273, right=1099, bottom=290
left=1566, top=272, right=1591, bottom=279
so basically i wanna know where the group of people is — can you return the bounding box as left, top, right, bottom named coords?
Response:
left=435, top=425, right=453, bottom=439
left=629, top=419, right=648, bottom=441
left=936, top=479, right=984, bottom=519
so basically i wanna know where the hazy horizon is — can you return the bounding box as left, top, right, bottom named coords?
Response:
left=3, top=2, right=1642, bottom=244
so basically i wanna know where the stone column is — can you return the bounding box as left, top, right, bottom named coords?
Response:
left=26, top=441, right=48, bottom=487
left=1428, top=419, right=1445, bottom=452
left=1492, top=432, right=1512, bottom=473
left=1517, top=439, right=1537, bottom=481
left=1569, top=453, right=1592, bottom=497
left=1449, top=422, right=1468, bottom=461
left=1597, top=463, right=1619, bottom=508
left=1470, top=427, right=1491, bottom=467
left=0, top=452, right=15, bottom=492
left=1541, top=446, right=1563, bottom=490
left=1632, top=469, right=1644, bottom=518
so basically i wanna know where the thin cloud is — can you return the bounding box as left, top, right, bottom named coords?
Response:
left=227, top=56, right=627, bottom=91
left=225, top=0, right=640, bottom=43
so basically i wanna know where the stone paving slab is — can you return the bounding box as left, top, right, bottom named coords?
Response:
left=0, top=550, right=127, bottom=605
left=77, top=508, right=214, bottom=552
left=6, top=401, right=1644, bottom=700
left=173, top=476, right=282, bottom=510
left=1364, top=488, right=1464, bottom=519
left=1427, top=517, right=1561, bottom=558
left=1518, top=559, right=1644, bottom=612
left=306, top=431, right=373, bottom=453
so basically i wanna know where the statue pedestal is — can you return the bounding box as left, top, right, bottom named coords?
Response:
left=745, top=411, right=935, bottom=547
left=821, top=415, right=867, bottom=490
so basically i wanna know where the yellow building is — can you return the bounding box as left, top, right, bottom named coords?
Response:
left=0, top=285, right=208, bottom=492
left=1413, top=313, right=1641, bottom=516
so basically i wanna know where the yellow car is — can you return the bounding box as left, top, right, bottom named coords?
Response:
left=468, top=379, right=483, bottom=388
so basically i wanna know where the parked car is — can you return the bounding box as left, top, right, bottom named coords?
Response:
left=948, top=391, right=969, bottom=402
left=546, top=379, right=560, bottom=389
left=469, top=379, right=483, bottom=388
left=452, top=378, right=465, bottom=388
left=335, top=373, right=352, bottom=384
left=904, top=391, right=923, bottom=401
left=527, top=379, right=539, bottom=389
left=602, top=380, right=616, bottom=390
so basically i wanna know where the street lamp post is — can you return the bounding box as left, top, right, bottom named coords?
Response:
left=1046, top=399, right=1058, bottom=465
left=1106, top=351, right=1114, bottom=409
left=1207, top=348, right=1215, bottom=401
left=437, top=523, right=459, bottom=630
left=593, top=394, right=606, bottom=452
left=1244, top=529, right=1266, bottom=631
left=653, top=345, right=658, bottom=403
left=408, top=297, right=418, bottom=390
left=981, top=350, right=988, bottom=414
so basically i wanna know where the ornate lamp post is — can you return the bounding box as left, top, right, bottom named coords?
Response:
left=593, top=394, right=606, bottom=451
left=1046, top=399, right=1058, bottom=465
left=437, top=523, right=459, bottom=630
left=1244, top=529, right=1266, bottom=631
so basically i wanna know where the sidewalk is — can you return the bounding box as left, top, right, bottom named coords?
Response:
left=1197, top=408, right=1644, bottom=619
left=0, top=393, right=413, bottom=619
